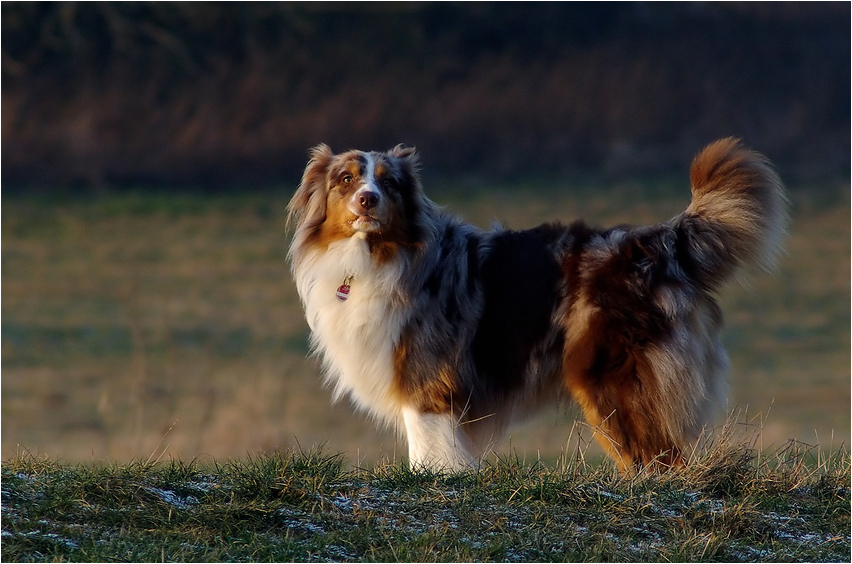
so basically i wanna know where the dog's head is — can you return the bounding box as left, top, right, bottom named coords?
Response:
left=288, top=144, right=424, bottom=256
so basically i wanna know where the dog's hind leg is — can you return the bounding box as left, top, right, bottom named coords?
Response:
left=562, top=304, right=698, bottom=472
left=564, top=323, right=725, bottom=473
left=565, top=359, right=686, bottom=473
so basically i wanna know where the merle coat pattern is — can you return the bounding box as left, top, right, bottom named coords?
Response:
left=287, top=138, right=787, bottom=472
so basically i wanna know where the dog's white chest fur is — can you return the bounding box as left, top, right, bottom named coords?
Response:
left=295, top=235, right=408, bottom=425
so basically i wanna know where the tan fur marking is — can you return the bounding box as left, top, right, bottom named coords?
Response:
left=393, top=338, right=457, bottom=414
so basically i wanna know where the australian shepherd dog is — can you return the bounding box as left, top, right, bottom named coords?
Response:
left=287, top=138, right=786, bottom=472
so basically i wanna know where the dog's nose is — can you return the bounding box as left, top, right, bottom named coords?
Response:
left=359, top=191, right=379, bottom=210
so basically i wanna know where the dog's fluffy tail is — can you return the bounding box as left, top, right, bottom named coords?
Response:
left=673, top=137, right=787, bottom=290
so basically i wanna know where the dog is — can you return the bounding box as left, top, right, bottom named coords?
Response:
left=287, top=138, right=786, bottom=472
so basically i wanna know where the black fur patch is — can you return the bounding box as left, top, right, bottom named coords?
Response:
left=470, top=228, right=562, bottom=397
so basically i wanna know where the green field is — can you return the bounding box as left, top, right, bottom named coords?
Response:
left=2, top=180, right=849, bottom=466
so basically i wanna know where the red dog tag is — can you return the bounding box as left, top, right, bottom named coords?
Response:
left=336, top=283, right=351, bottom=301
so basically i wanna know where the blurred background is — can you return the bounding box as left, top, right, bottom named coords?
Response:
left=2, top=2, right=849, bottom=466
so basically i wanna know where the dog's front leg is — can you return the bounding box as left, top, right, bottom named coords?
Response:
left=401, top=406, right=475, bottom=472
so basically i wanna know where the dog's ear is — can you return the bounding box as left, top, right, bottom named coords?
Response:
left=287, top=144, right=334, bottom=228
left=389, top=144, right=420, bottom=175
left=388, top=143, right=418, bottom=159
left=390, top=144, right=416, bottom=159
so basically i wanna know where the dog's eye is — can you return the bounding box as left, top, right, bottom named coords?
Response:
left=342, top=175, right=353, bottom=184
left=380, top=177, right=394, bottom=189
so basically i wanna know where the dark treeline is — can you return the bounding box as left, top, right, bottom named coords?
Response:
left=2, top=2, right=849, bottom=191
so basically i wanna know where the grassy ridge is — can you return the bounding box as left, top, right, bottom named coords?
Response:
left=2, top=430, right=849, bottom=563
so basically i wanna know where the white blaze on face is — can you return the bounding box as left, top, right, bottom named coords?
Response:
left=348, top=153, right=385, bottom=233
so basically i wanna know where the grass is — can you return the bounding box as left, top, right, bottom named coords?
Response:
left=2, top=421, right=850, bottom=562
left=1, top=183, right=849, bottom=466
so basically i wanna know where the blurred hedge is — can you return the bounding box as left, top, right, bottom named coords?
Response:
left=2, top=2, right=849, bottom=191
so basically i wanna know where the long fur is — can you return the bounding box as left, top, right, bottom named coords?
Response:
left=287, top=138, right=787, bottom=472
